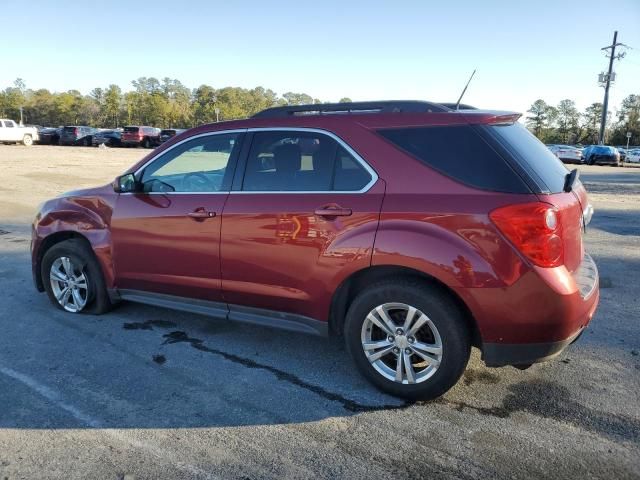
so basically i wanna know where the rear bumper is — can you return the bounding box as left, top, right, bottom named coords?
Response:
left=483, top=328, right=585, bottom=367
left=461, top=254, right=599, bottom=366
left=590, top=155, right=618, bottom=164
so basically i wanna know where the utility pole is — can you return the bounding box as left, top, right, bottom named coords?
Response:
left=598, top=31, right=626, bottom=145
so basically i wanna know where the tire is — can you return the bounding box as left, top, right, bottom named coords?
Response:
left=84, top=137, right=91, bottom=147
left=142, top=137, right=150, bottom=148
left=344, top=279, right=471, bottom=400
left=22, top=135, right=33, bottom=146
left=41, top=239, right=113, bottom=315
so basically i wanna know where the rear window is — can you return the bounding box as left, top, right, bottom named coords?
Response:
left=161, top=129, right=175, bottom=135
left=378, top=125, right=529, bottom=193
left=124, top=127, right=139, bottom=133
left=488, top=123, right=568, bottom=194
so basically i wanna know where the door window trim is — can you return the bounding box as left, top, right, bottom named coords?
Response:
left=123, top=129, right=247, bottom=195
left=232, top=127, right=378, bottom=194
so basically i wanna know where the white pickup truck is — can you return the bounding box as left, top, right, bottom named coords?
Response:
left=0, top=119, right=39, bottom=146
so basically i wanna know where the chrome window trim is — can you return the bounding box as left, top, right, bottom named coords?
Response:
left=120, top=129, right=247, bottom=195
left=235, top=127, right=379, bottom=194
left=122, top=127, right=378, bottom=195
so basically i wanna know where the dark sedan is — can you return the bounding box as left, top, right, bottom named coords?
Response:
left=37, top=127, right=62, bottom=145
left=582, top=145, right=621, bottom=166
left=92, top=130, right=122, bottom=147
left=59, top=126, right=96, bottom=146
left=159, top=128, right=186, bottom=144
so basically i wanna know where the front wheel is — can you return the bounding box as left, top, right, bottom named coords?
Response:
left=41, top=239, right=113, bottom=315
left=22, top=134, right=33, bottom=146
left=344, top=279, right=471, bottom=400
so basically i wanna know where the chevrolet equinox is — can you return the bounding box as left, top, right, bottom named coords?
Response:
left=32, top=101, right=599, bottom=399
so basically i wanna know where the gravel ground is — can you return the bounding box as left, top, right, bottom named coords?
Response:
left=0, top=145, right=638, bottom=479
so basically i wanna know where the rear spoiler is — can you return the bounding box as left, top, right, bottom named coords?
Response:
left=461, top=111, right=522, bottom=126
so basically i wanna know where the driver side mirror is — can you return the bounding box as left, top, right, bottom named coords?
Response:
left=113, top=173, right=139, bottom=193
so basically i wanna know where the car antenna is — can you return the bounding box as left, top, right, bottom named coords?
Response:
left=455, top=69, right=476, bottom=110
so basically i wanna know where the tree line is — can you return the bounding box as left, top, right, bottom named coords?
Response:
left=1, top=77, right=638, bottom=146
left=0, top=77, right=353, bottom=129
left=525, top=95, right=639, bottom=146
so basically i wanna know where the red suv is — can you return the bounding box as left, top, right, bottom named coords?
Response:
left=31, top=101, right=599, bottom=399
left=121, top=126, right=160, bottom=148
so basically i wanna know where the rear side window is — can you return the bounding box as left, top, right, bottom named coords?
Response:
left=124, top=127, right=139, bottom=133
left=378, top=126, right=530, bottom=193
left=242, top=131, right=372, bottom=192
left=487, top=123, right=569, bottom=194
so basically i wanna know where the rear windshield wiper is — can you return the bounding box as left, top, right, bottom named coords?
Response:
left=563, top=168, right=580, bottom=193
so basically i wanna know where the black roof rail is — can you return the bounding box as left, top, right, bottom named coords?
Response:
left=251, top=100, right=452, bottom=118
left=438, top=102, right=478, bottom=110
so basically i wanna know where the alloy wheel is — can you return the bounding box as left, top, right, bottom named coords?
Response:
left=361, top=302, right=443, bottom=384
left=49, top=257, right=89, bottom=312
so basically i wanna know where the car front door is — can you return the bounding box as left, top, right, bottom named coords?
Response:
left=111, top=130, right=245, bottom=302
left=220, top=129, right=384, bottom=326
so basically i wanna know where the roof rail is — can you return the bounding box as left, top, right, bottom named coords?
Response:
left=251, top=100, right=451, bottom=118
left=438, top=102, right=477, bottom=110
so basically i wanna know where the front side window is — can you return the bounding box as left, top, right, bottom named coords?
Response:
left=242, top=131, right=372, bottom=192
left=140, top=133, right=241, bottom=193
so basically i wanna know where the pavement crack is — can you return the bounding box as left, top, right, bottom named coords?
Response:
left=160, top=330, right=409, bottom=413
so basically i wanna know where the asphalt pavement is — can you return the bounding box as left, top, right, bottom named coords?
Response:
left=0, top=165, right=638, bottom=479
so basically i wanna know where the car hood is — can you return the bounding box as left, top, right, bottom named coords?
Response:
left=57, top=183, right=114, bottom=199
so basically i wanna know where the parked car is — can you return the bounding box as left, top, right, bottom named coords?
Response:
left=59, top=126, right=96, bottom=146
left=626, top=148, right=640, bottom=163
left=616, top=147, right=627, bottom=162
left=38, top=127, right=62, bottom=145
left=121, top=126, right=160, bottom=148
left=31, top=100, right=599, bottom=400
left=92, top=129, right=122, bottom=147
left=547, top=144, right=583, bottom=164
left=582, top=145, right=621, bottom=166
left=160, top=128, right=185, bottom=144
left=0, top=119, right=39, bottom=145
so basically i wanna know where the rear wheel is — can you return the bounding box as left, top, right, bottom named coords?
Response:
left=344, top=279, right=471, bottom=400
left=41, top=239, right=113, bottom=315
left=22, top=135, right=33, bottom=146
left=142, top=137, right=150, bottom=148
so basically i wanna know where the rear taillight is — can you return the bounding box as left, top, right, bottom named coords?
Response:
left=74, top=128, right=78, bottom=135
left=490, top=202, right=563, bottom=268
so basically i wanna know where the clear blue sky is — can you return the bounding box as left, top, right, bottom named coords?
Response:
left=3, top=0, right=639, bottom=114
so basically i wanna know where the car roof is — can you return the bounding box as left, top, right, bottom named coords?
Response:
left=185, top=103, right=521, bottom=135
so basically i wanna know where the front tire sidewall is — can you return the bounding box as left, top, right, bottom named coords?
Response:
left=23, top=135, right=33, bottom=146
left=344, top=281, right=471, bottom=400
left=41, top=240, right=110, bottom=315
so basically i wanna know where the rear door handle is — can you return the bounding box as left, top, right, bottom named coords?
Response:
left=187, top=209, right=216, bottom=219
left=314, top=206, right=352, bottom=217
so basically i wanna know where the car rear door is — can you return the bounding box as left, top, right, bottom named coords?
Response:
left=111, top=130, right=245, bottom=302
left=220, top=128, right=384, bottom=326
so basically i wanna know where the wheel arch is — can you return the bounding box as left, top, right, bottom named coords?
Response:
left=329, top=265, right=481, bottom=347
left=34, top=231, right=95, bottom=291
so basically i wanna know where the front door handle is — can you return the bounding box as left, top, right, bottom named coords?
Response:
left=187, top=209, right=216, bottom=219
left=314, top=206, right=353, bottom=217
